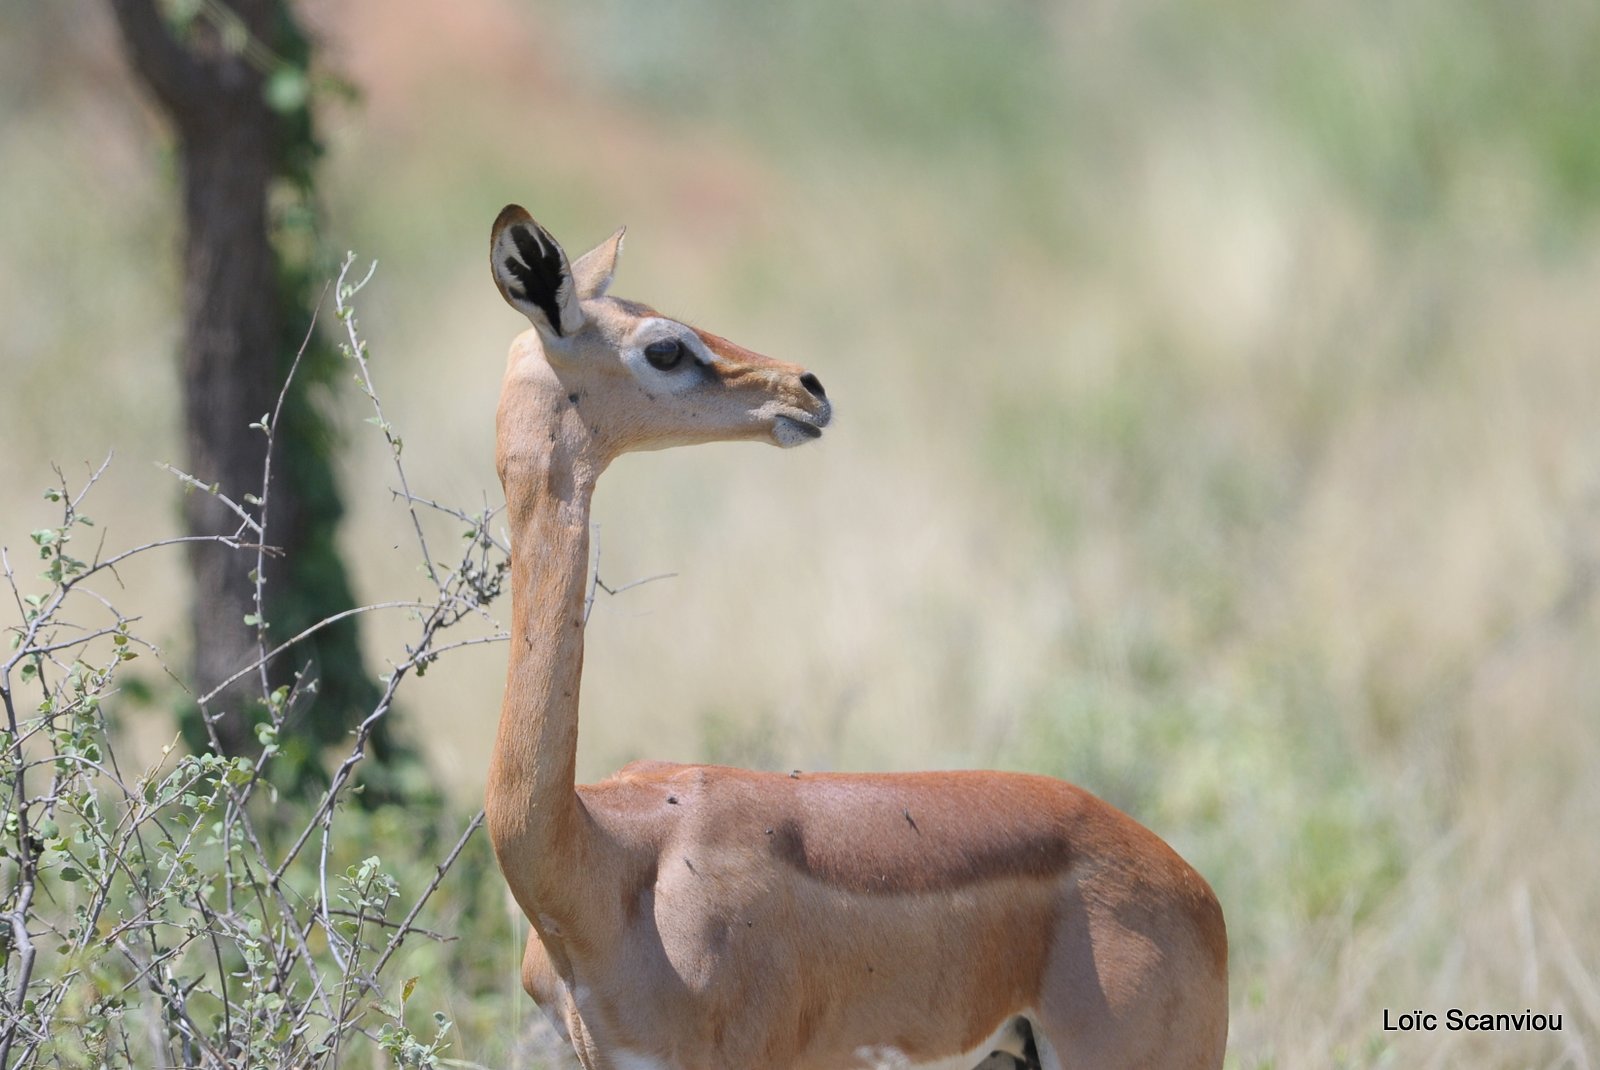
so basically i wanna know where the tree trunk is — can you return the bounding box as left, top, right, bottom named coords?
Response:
left=106, top=0, right=421, bottom=797
left=179, top=103, right=283, bottom=755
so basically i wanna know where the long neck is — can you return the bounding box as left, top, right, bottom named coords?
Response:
left=487, top=442, right=599, bottom=915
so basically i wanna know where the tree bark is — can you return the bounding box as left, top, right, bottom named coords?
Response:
left=180, top=113, right=283, bottom=755
left=106, top=0, right=419, bottom=795
left=109, top=0, right=292, bottom=755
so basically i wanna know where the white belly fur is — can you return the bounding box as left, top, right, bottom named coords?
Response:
left=854, top=1013, right=1032, bottom=1070
left=604, top=1014, right=1035, bottom=1069
left=611, top=1052, right=672, bottom=1070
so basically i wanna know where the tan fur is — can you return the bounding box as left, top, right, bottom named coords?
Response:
left=484, top=207, right=1228, bottom=1069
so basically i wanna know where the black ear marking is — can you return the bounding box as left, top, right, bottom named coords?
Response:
left=505, top=223, right=569, bottom=337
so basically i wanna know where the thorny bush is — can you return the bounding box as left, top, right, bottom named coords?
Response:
left=0, top=258, right=508, bottom=1069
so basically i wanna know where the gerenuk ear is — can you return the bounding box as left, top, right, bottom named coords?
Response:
left=571, top=226, right=626, bottom=300
left=490, top=205, right=585, bottom=339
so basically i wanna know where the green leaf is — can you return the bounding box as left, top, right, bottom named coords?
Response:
left=59, top=865, right=83, bottom=882
left=402, top=975, right=418, bottom=1003
left=265, top=66, right=309, bottom=114
left=163, top=0, right=201, bottom=30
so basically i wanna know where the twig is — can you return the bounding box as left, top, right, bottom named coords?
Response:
left=335, top=254, right=438, bottom=585
left=196, top=600, right=432, bottom=706
left=154, top=463, right=264, bottom=537
left=1, top=258, right=503, bottom=1068
left=371, top=810, right=486, bottom=978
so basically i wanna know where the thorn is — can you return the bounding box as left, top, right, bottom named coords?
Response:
left=666, top=795, right=678, bottom=805
left=903, top=808, right=919, bottom=832
left=789, top=769, right=801, bottom=779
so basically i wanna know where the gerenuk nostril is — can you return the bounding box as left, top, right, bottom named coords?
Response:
left=799, top=373, right=826, bottom=399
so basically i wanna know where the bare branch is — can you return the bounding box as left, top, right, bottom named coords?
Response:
left=1, top=258, right=500, bottom=1068
left=104, top=0, right=211, bottom=120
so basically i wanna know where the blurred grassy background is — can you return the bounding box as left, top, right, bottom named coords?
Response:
left=4, top=0, right=1600, bottom=1065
